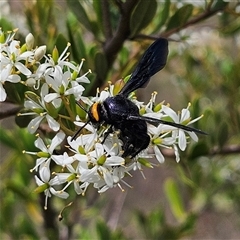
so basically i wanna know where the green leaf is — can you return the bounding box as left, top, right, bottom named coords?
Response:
left=179, top=213, right=197, bottom=236
left=130, top=0, right=157, bottom=37
left=4, top=82, right=27, bottom=104
left=94, top=51, right=108, bottom=81
left=96, top=220, right=111, bottom=240
left=0, top=127, right=36, bottom=152
left=221, top=17, right=240, bottom=36
left=93, top=0, right=103, bottom=32
left=0, top=128, right=18, bottom=149
left=55, top=34, right=68, bottom=54
left=15, top=110, right=32, bottom=128
left=164, top=178, right=186, bottom=222
left=0, top=18, right=14, bottom=31
left=67, top=0, right=93, bottom=32
left=217, top=121, right=229, bottom=149
left=166, top=4, right=193, bottom=31
left=189, top=141, right=209, bottom=160
left=156, top=0, right=171, bottom=30
left=211, top=0, right=229, bottom=11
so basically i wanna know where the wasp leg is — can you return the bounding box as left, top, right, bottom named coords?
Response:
left=102, top=125, right=114, bottom=143
left=120, top=123, right=150, bottom=158
left=129, top=133, right=150, bottom=158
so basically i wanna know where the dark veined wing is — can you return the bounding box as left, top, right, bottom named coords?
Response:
left=127, top=115, right=207, bottom=135
left=119, top=38, right=169, bottom=97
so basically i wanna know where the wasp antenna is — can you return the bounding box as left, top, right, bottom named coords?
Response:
left=75, top=100, right=88, bottom=113
left=71, top=120, right=90, bottom=141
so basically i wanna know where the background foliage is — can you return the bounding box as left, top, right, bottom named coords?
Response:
left=1, top=0, right=240, bottom=239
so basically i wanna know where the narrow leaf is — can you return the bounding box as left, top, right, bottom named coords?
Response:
left=166, top=4, right=193, bottom=31
left=164, top=178, right=186, bottom=222
left=189, top=141, right=209, bottom=160
left=94, top=52, right=108, bottom=81
left=217, top=121, right=229, bottom=149
left=93, top=0, right=103, bottom=31
left=211, top=0, right=229, bottom=11
left=67, top=0, right=92, bottom=32
left=157, top=0, right=171, bottom=29
left=130, top=0, right=157, bottom=37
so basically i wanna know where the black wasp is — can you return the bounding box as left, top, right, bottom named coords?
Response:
left=72, top=38, right=206, bottom=158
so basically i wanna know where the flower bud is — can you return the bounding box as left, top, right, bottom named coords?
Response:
left=45, top=102, right=59, bottom=118
left=139, top=107, right=146, bottom=115
left=25, top=77, right=36, bottom=87
left=52, top=46, right=59, bottom=64
left=154, top=103, right=162, bottom=112
left=67, top=173, right=77, bottom=182
left=78, top=146, right=85, bottom=154
left=113, top=79, right=125, bottom=95
left=152, top=137, right=163, bottom=145
left=0, top=31, right=5, bottom=43
left=97, top=154, right=107, bottom=165
left=34, top=45, right=46, bottom=61
left=34, top=183, right=49, bottom=193
left=138, top=158, right=153, bottom=168
left=25, top=33, right=34, bottom=50
left=37, top=151, right=50, bottom=158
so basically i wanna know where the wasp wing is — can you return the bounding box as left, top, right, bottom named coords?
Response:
left=119, top=38, right=168, bottom=97
left=127, top=115, right=207, bottom=135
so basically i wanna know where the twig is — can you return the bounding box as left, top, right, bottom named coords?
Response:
left=161, top=144, right=240, bottom=159
left=210, top=144, right=240, bottom=156
left=162, top=5, right=227, bottom=38
left=0, top=103, right=22, bottom=120
left=134, top=3, right=228, bottom=40
left=101, top=0, right=113, bottom=41
left=90, top=0, right=139, bottom=95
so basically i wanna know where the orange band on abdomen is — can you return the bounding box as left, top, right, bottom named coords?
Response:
left=91, top=103, right=100, bottom=121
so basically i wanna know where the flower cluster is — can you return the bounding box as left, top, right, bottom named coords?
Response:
left=1, top=29, right=203, bottom=209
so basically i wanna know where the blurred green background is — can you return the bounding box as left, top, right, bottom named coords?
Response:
left=0, top=0, right=240, bottom=239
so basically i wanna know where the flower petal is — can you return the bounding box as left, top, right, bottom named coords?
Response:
left=7, top=74, right=21, bottom=83
left=0, top=84, right=7, bottom=102
left=162, top=105, right=179, bottom=123
left=28, top=115, right=43, bottom=133
left=178, top=130, right=187, bottom=151
left=46, top=115, right=60, bottom=132
left=154, top=145, right=165, bottom=163
left=15, top=62, right=32, bottom=76
left=39, top=160, right=51, bottom=182
left=44, top=93, right=59, bottom=103
left=35, top=136, right=48, bottom=152
left=49, top=132, right=65, bottom=153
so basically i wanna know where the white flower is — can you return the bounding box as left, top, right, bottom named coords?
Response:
left=1, top=40, right=33, bottom=76
left=70, top=120, right=98, bottom=152
left=52, top=152, right=74, bottom=167
left=162, top=104, right=199, bottom=151
left=73, top=58, right=91, bottom=84
left=0, top=72, right=20, bottom=101
left=35, top=172, right=69, bottom=209
left=54, top=162, right=85, bottom=195
left=25, top=132, right=65, bottom=172
left=89, top=143, right=125, bottom=167
left=44, top=69, right=84, bottom=103
left=50, top=43, right=76, bottom=69
left=23, top=83, right=60, bottom=133
left=77, top=143, right=125, bottom=190
left=40, top=43, right=77, bottom=77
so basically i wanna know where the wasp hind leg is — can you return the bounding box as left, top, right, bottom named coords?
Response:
left=102, top=125, right=114, bottom=143
left=121, top=131, right=150, bottom=159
